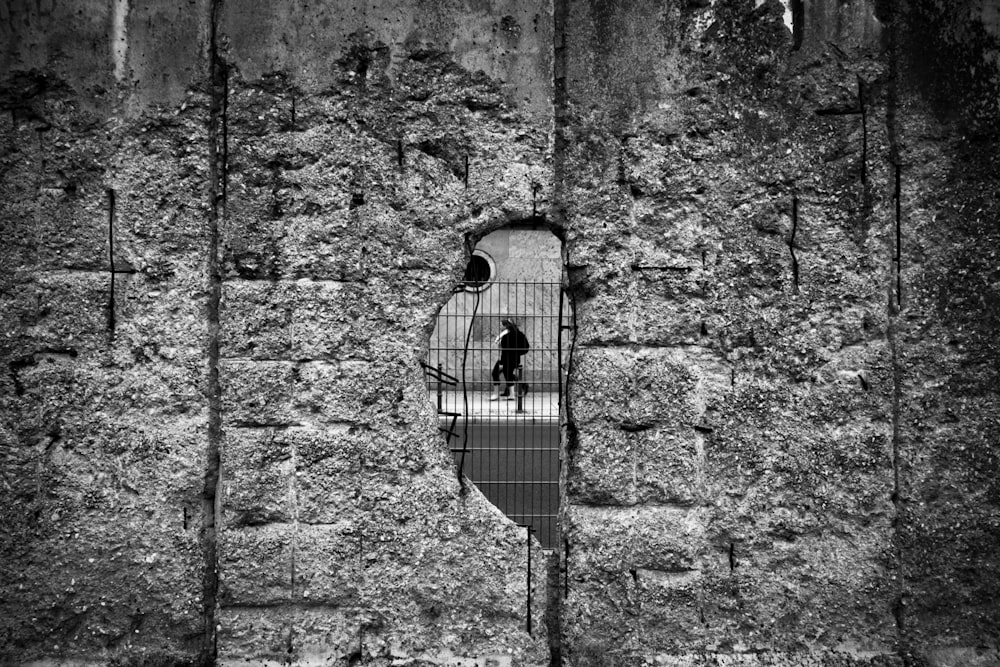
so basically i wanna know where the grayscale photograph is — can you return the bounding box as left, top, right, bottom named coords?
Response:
left=1, top=1, right=998, bottom=665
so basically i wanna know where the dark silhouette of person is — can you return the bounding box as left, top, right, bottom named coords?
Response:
left=490, top=318, right=529, bottom=400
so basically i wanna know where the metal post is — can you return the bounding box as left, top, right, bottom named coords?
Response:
left=437, top=362, right=443, bottom=412
left=515, top=364, right=524, bottom=412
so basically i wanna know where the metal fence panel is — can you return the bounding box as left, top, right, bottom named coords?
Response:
left=426, top=280, right=570, bottom=549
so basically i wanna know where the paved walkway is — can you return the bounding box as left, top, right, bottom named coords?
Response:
left=429, top=390, right=560, bottom=421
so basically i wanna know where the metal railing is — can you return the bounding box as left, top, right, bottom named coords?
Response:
left=425, top=280, right=570, bottom=549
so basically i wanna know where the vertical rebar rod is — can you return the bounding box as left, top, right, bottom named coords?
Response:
left=437, top=362, right=443, bottom=412
left=526, top=524, right=533, bottom=636
left=107, top=188, right=116, bottom=337
left=564, top=538, right=570, bottom=597
left=458, top=286, right=480, bottom=488
left=557, top=286, right=564, bottom=413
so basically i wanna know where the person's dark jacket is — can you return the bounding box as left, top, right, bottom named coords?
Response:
left=501, top=327, right=529, bottom=355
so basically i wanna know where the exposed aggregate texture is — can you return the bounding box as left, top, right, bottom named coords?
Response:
left=1, top=1, right=998, bottom=666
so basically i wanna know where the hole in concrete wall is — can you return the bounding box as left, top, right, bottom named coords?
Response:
left=425, top=227, right=570, bottom=550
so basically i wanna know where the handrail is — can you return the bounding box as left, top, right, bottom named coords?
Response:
left=419, top=360, right=459, bottom=385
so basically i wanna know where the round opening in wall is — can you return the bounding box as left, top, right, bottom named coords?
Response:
left=463, top=251, right=495, bottom=291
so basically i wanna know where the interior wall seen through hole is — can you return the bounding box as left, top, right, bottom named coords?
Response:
left=426, top=228, right=569, bottom=549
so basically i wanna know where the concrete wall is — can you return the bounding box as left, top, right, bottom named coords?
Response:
left=2, top=1, right=214, bottom=662
left=557, top=0, right=895, bottom=659
left=891, top=2, right=1000, bottom=663
left=477, top=228, right=564, bottom=283
left=556, top=0, right=999, bottom=665
left=1, top=0, right=999, bottom=665
left=2, top=1, right=552, bottom=664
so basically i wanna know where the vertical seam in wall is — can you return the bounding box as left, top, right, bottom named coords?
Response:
left=289, top=433, right=298, bottom=659
left=884, top=8, right=908, bottom=662
left=202, top=0, right=227, bottom=663
left=552, top=0, right=568, bottom=214
left=551, top=1, right=569, bottom=662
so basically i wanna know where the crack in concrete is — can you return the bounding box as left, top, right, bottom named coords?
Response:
left=884, top=9, right=909, bottom=663
left=201, top=0, right=228, bottom=662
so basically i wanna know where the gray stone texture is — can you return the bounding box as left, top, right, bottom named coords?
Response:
left=3, top=0, right=551, bottom=664
left=212, top=0, right=554, bottom=664
left=558, top=0, right=997, bottom=666
left=2, top=1, right=212, bottom=662
left=890, top=3, right=1000, bottom=661
left=1, top=0, right=999, bottom=666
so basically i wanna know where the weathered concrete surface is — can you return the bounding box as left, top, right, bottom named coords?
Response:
left=890, top=2, right=1000, bottom=664
left=558, top=0, right=997, bottom=665
left=220, top=0, right=552, bottom=120
left=2, top=0, right=999, bottom=665
left=1, top=1, right=212, bottom=662
left=214, top=2, right=553, bottom=663
left=3, top=0, right=552, bottom=664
